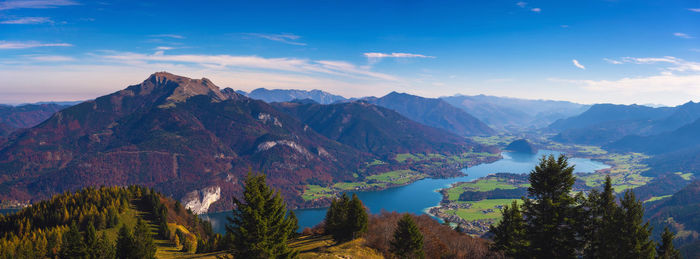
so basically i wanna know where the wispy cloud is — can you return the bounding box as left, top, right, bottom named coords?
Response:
left=364, top=52, right=435, bottom=65
left=155, top=46, right=176, bottom=50
left=516, top=1, right=527, bottom=8
left=242, top=33, right=306, bottom=46
left=0, top=17, right=53, bottom=24
left=531, top=7, right=541, bottom=12
left=364, top=52, right=435, bottom=59
left=603, top=58, right=622, bottom=64
left=0, top=0, right=78, bottom=10
left=149, top=34, right=185, bottom=39
left=688, top=8, right=700, bottom=12
left=96, top=51, right=398, bottom=81
left=25, top=55, right=75, bottom=62
left=572, top=59, right=585, bottom=70
left=0, top=41, right=72, bottom=49
left=673, top=32, right=693, bottom=39
left=611, top=56, right=700, bottom=72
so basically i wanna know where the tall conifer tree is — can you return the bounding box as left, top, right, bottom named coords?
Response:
left=617, top=190, right=656, bottom=259
left=522, top=154, right=581, bottom=258
left=657, top=226, right=681, bottom=259
left=490, top=200, right=527, bottom=257
left=226, top=172, right=297, bottom=259
left=390, top=214, right=425, bottom=259
left=60, top=222, right=87, bottom=259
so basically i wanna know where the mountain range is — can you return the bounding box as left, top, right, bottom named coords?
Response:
left=550, top=102, right=700, bottom=145
left=362, top=92, right=494, bottom=136
left=0, top=72, right=490, bottom=213
left=272, top=100, right=479, bottom=157
left=242, top=88, right=347, bottom=104
left=0, top=103, right=70, bottom=136
left=442, top=94, right=589, bottom=132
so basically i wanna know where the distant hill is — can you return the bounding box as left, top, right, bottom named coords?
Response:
left=441, top=94, right=588, bottom=132
left=549, top=103, right=700, bottom=145
left=363, top=92, right=494, bottom=136
left=0, top=122, right=13, bottom=137
left=645, top=180, right=700, bottom=258
left=271, top=100, right=480, bottom=158
left=505, top=139, right=536, bottom=154
left=0, top=103, right=70, bottom=130
left=606, top=118, right=700, bottom=155
left=0, top=72, right=375, bottom=212
left=244, top=88, right=347, bottom=104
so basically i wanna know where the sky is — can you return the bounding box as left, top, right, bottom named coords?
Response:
left=0, top=0, right=698, bottom=105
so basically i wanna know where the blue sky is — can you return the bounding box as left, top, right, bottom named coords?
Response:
left=0, top=0, right=698, bottom=105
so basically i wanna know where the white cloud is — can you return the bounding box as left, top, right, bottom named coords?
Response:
left=688, top=8, right=700, bottom=12
left=95, top=51, right=398, bottom=81
left=149, top=34, right=185, bottom=39
left=516, top=1, right=527, bottom=8
left=363, top=52, right=434, bottom=59
left=603, top=58, right=622, bottom=64
left=243, top=33, right=306, bottom=46
left=25, top=55, right=75, bottom=62
left=673, top=32, right=693, bottom=39
left=155, top=46, right=175, bottom=50
left=609, top=56, right=700, bottom=72
left=0, top=41, right=72, bottom=49
left=531, top=8, right=541, bottom=12
left=572, top=59, right=585, bottom=70
left=549, top=74, right=700, bottom=96
left=0, top=0, right=77, bottom=10
left=0, top=17, right=52, bottom=24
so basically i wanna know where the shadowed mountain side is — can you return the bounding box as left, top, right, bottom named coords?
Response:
left=271, top=100, right=486, bottom=159
left=363, top=92, right=494, bottom=136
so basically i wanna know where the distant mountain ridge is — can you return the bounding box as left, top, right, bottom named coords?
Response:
left=363, top=92, right=495, bottom=136
left=243, top=88, right=347, bottom=104
left=272, top=100, right=481, bottom=158
left=550, top=102, right=700, bottom=145
left=441, top=94, right=589, bottom=132
left=0, top=103, right=70, bottom=129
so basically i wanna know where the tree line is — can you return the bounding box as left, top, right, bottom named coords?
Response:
left=490, top=154, right=682, bottom=259
left=0, top=185, right=217, bottom=259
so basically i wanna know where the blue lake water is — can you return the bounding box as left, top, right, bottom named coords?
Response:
left=201, top=150, right=610, bottom=233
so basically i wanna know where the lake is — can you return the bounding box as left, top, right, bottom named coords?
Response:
left=200, top=150, right=610, bottom=233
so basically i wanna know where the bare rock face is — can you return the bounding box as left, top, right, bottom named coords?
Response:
left=183, top=186, right=221, bottom=215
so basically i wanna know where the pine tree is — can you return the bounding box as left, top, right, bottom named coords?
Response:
left=94, top=232, right=116, bottom=259
left=116, top=224, right=136, bottom=259
left=489, top=200, right=527, bottom=257
left=617, top=190, right=656, bottom=259
left=325, top=193, right=350, bottom=240
left=60, top=222, right=88, bottom=259
left=133, top=218, right=157, bottom=259
left=657, top=226, right=681, bottom=259
left=389, top=214, right=425, bottom=259
left=288, top=210, right=299, bottom=239
left=348, top=193, right=369, bottom=239
left=583, top=175, right=620, bottom=259
left=84, top=224, right=98, bottom=256
left=522, top=154, right=581, bottom=258
left=324, top=193, right=368, bottom=241
left=225, top=172, right=298, bottom=259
